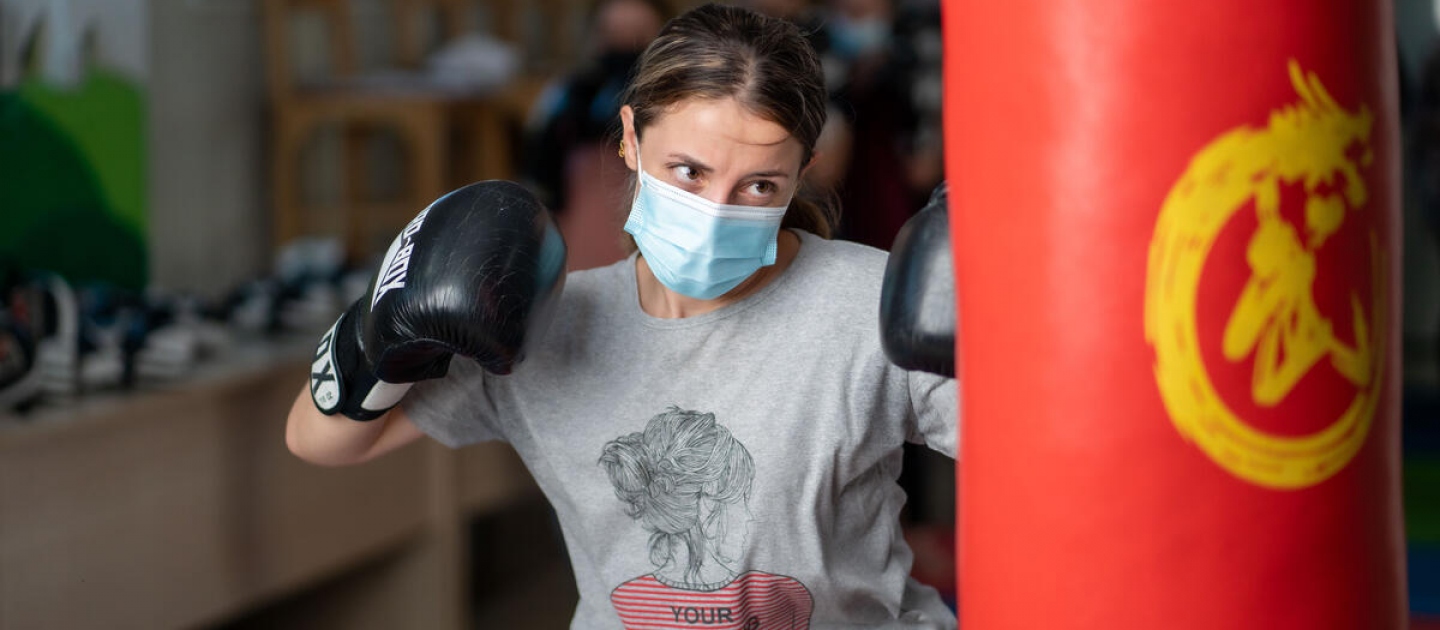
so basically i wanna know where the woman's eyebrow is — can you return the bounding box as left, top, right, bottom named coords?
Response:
left=666, top=153, right=791, bottom=179
left=747, top=169, right=791, bottom=179
left=668, top=153, right=714, bottom=172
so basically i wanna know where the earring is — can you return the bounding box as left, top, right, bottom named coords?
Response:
left=618, top=144, right=626, bottom=158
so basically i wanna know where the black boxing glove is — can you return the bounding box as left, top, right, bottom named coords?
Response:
left=310, top=180, right=567, bottom=421
left=879, top=182, right=955, bottom=378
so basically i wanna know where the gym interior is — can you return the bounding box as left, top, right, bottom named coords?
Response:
left=2, top=0, right=1438, bottom=628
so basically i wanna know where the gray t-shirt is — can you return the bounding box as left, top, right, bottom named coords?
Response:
left=404, top=229, right=958, bottom=629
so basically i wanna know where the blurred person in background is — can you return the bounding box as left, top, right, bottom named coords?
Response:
left=739, top=0, right=854, bottom=217
left=519, top=0, right=672, bottom=270
left=1415, top=45, right=1440, bottom=379
left=521, top=0, right=670, bottom=212
left=818, top=0, right=943, bottom=251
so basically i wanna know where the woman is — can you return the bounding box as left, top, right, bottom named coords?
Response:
left=286, top=4, right=957, bottom=628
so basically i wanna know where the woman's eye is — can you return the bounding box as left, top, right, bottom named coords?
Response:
left=672, top=165, right=702, bottom=183
left=746, top=180, right=777, bottom=196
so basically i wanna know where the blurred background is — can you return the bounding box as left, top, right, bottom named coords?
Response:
left=0, top=0, right=948, bottom=628
left=0, top=0, right=1435, bottom=628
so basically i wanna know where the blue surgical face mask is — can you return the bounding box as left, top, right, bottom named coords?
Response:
left=624, top=151, right=790, bottom=300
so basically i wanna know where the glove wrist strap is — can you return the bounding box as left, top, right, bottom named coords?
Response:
left=310, top=306, right=403, bottom=421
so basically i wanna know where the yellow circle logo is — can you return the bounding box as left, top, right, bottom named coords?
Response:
left=1144, top=60, right=1385, bottom=490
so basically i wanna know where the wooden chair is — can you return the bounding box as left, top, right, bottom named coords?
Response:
left=261, top=0, right=541, bottom=262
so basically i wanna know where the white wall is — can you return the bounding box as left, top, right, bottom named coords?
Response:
left=146, top=0, right=268, bottom=298
left=141, top=0, right=474, bottom=298
left=1, top=0, right=148, bottom=86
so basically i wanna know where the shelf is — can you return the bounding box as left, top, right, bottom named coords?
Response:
left=0, top=335, right=541, bottom=629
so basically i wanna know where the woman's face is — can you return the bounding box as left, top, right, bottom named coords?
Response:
left=621, top=97, right=808, bottom=208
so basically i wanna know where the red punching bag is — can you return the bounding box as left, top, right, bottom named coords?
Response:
left=944, top=1, right=1407, bottom=627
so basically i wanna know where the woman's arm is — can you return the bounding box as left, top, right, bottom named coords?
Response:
left=285, top=385, right=426, bottom=467
left=283, top=181, right=565, bottom=465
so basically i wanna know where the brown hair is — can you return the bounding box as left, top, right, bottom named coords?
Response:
left=618, top=2, right=836, bottom=248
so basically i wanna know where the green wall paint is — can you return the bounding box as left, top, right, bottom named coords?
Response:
left=1, top=70, right=147, bottom=290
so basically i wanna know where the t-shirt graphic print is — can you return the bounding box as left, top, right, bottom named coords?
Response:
left=612, top=572, right=813, bottom=629
left=599, top=406, right=815, bottom=630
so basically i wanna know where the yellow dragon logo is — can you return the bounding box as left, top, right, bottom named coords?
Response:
left=1144, top=60, right=1384, bottom=490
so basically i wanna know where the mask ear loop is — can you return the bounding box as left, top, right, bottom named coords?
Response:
left=635, top=145, right=644, bottom=185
